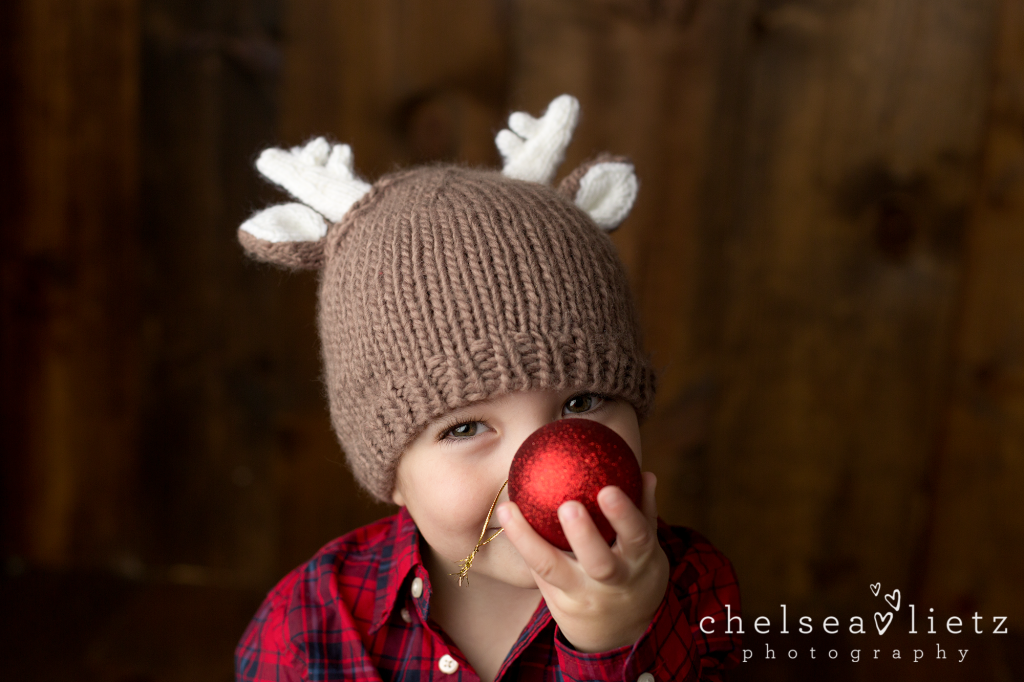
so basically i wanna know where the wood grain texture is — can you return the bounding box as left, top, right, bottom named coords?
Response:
left=687, top=0, right=1002, bottom=617
left=280, top=0, right=509, bottom=172
left=136, top=0, right=304, bottom=587
left=2, top=0, right=141, bottom=568
left=922, top=0, right=1024, bottom=622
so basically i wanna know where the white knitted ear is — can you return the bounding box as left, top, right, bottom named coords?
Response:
left=573, top=162, right=639, bottom=231
left=256, top=138, right=371, bottom=222
left=497, top=95, right=580, bottom=185
left=240, top=203, right=329, bottom=243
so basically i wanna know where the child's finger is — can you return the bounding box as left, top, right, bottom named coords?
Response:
left=557, top=501, right=622, bottom=583
left=597, top=485, right=657, bottom=559
left=641, top=472, right=658, bottom=526
left=496, top=501, right=581, bottom=591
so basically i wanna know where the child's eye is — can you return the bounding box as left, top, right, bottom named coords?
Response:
left=563, top=393, right=604, bottom=415
left=442, top=421, right=488, bottom=440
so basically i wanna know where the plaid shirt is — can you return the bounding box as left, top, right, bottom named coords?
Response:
left=237, top=507, right=741, bottom=681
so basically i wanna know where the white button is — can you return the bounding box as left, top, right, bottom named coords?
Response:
left=410, top=576, right=424, bottom=598
left=637, top=673, right=655, bottom=682
left=400, top=607, right=411, bottom=623
left=438, top=654, right=459, bottom=674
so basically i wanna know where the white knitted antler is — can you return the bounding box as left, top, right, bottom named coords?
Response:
left=497, top=95, right=580, bottom=185
left=240, top=137, right=372, bottom=244
left=256, top=137, right=371, bottom=222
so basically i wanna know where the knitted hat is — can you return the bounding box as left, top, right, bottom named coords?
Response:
left=239, top=95, right=655, bottom=502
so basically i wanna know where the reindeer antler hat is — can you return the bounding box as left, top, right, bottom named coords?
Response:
left=239, top=95, right=655, bottom=502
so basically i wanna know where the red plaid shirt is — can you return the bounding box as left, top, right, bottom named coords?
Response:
left=236, top=507, right=741, bottom=681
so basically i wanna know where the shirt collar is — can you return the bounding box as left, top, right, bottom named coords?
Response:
left=370, top=506, right=425, bottom=633
left=367, top=508, right=558, bottom=653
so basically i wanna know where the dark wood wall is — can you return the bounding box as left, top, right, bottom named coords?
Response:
left=3, top=1, right=1023, bottom=680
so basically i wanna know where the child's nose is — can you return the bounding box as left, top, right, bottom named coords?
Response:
left=499, top=417, right=561, bottom=480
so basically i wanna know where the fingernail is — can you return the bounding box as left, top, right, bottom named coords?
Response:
left=495, top=504, right=510, bottom=526
left=558, top=501, right=580, bottom=521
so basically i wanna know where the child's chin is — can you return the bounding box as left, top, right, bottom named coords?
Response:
left=473, top=544, right=538, bottom=588
left=486, top=565, right=538, bottom=589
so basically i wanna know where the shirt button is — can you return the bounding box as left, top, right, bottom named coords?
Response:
left=438, top=654, right=459, bottom=674
left=400, top=607, right=411, bottom=623
left=410, top=576, right=424, bottom=598
left=637, top=673, right=655, bottom=682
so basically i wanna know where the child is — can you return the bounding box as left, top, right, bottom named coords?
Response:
left=235, top=96, right=741, bottom=681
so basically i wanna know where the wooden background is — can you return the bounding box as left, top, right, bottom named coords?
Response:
left=2, top=0, right=1023, bottom=680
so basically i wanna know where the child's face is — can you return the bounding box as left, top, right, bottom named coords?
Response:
left=392, top=388, right=642, bottom=589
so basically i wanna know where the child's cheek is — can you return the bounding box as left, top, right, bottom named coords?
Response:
left=425, top=467, right=501, bottom=535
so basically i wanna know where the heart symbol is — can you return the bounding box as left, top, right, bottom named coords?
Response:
left=885, top=589, right=901, bottom=611
left=874, top=611, right=893, bottom=635
left=870, top=582, right=880, bottom=597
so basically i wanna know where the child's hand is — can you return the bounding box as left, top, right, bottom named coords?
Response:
left=496, top=472, right=670, bottom=653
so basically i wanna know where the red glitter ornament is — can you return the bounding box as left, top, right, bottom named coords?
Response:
left=508, top=419, right=642, bottom=551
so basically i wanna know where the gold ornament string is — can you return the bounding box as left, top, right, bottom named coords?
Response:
left=453, top=479, right=508, bottom=586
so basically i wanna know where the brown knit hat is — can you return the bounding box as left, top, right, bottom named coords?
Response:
left=238, top=96, right=655, bottom=502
